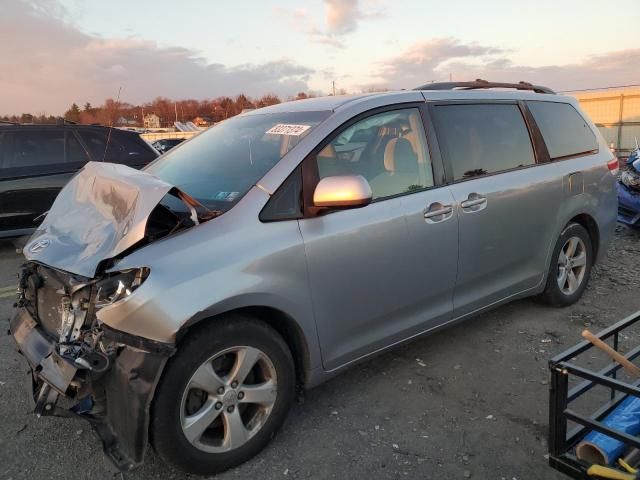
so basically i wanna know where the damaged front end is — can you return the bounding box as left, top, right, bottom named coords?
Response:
left=9, top=162, right=215, bottom=471
left=10, top=264, right=173, bottom=470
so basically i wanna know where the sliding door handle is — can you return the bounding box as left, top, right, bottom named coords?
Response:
left=460, top=197, right=487, bottom=208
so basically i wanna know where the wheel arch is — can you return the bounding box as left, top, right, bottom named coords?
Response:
left=569, top=212, right=600, bottom=259
left=177, top=306, right=311, bottom=389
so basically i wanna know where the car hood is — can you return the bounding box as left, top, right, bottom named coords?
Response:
left=24, top=161, right=189, bottom=278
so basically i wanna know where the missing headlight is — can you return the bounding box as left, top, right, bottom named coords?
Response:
left=95, top=267, right=150, bottom=308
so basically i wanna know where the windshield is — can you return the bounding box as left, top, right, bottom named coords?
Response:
left=145, top=111, right=330, bottom=211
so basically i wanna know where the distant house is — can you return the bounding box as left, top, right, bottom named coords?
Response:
left=117, top=116, right=138, bottom=126
left=143, top=113, right=161, bottom=129
left=193, top=116, right=212, bottom=127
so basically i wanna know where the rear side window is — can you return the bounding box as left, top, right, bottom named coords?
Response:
left=78, top=129, right=155, bottom=163
left=432, top=104, right=535, bottom=181
left=66, top=132, right=89, bottom=164
left=78, top=130, right=109, bottom=160
left=527, top=101, right=598, bottom=159
left=0, top=130, right=65, bottom=168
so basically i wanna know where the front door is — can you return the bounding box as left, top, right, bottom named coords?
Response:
left=298, top=106, right=458, bottom=370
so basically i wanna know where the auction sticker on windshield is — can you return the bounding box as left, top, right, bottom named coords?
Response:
left=266, top=124, right=311, bottom=136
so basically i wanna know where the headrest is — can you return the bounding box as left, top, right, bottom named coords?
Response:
left=384, top=137, right=419, bottom=174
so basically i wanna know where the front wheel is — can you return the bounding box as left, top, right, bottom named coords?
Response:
left=539, top=222, right=593, bottom=307
left=151, top=316, right=295, bottom=475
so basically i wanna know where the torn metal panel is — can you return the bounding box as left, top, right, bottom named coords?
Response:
left=10, top=303, right=173, bottom=471
left=96, top=345, right=170, bottom=469
left=23, top=161, right=174, bottom=278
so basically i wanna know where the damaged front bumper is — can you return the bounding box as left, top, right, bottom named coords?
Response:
left=9, top=306, right=174, bottom=471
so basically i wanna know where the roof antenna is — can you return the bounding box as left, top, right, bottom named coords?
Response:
left=102, top=86, right=122, bottom=161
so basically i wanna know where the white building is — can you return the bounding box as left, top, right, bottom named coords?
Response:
left=143, top=113, right=161, bottom=129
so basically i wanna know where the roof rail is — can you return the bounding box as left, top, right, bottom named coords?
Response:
left=56, top=117, right=78, bottom=126
left=414, top=79, right=555, bottom=94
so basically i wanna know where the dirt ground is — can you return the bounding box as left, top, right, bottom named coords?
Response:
left=1, top=226, right=639, bottom=480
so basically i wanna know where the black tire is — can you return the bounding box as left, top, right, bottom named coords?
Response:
left=151, top=315, right=295, bottom=475
left=539, top=222, right=593, bottom=307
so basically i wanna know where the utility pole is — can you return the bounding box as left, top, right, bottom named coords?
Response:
left=332, top=80, right=336, bottom=96
left=174, top=102, right=178, bottom=123
left=449, top=72, right=453, bottom=82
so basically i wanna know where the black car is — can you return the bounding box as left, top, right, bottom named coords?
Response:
left=151, top=137, right=185, bottom=153
left=0, top=121, right=158, bottom=238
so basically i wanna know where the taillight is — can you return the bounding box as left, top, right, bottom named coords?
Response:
left=607, top=157, right=619, bottom=176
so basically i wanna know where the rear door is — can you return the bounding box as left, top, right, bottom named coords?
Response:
left=298, top=106, right=458, bottom=370
left=0, top=128, right=82, bottom=235
left=429, top=101, right=563, bottom=317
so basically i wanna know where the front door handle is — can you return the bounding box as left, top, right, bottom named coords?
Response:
left=424, top=202, right=453, bottom=223
left=460, top=193, right=487, bottom=212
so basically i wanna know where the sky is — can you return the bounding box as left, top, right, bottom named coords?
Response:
left=1, top=0, right=639, bottom=115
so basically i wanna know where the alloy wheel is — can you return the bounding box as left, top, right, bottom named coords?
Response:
left=179, top=346, right=278, bottom=453
left=556, top=236, right=588, bottom=295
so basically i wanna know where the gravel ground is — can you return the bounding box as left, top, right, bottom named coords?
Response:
left=1, top=226, right=639, bottom=480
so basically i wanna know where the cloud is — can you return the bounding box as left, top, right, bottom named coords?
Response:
left=274, top=1, right=383, bottom=49
left=325, top=0, right=384, bottom=34
left=1, top=1, right=314, bottom=115
left=378, top=38, right=503, bottom=83
left=273, top=6, right=346, bottom=49
left=308, top=27, right=346, bottom=49
left=325, top=0, right=362, bottom=34
left=373, top=37, right=640, bottom=92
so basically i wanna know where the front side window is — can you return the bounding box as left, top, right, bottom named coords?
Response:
left=313, top=108, right=434, bottom=200
left=145, top=111, right=329, bottom=211
left=527, top=101, right=598, bottom=159
left=432, top=104, right=535, bottom=181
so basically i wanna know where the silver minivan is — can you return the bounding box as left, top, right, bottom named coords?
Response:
left=10, top=81, right=618, bottom=475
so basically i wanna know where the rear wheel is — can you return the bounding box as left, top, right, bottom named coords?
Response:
left=152, top=316, right=295, bottom=475
left=540, top=222, right=593, bottom=307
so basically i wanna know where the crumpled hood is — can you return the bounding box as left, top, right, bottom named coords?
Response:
left=24, top=161, right=175, bottom=278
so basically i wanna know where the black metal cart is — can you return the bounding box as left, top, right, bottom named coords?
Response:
left=549, top=310, right=640, bottom=479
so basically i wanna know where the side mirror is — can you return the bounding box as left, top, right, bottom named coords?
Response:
left=313, top=175, right=372, bottom=209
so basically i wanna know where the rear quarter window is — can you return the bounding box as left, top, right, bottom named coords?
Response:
left=112, top=131, right=157, bottom=162
left=527, top=101, right=598, bottom=160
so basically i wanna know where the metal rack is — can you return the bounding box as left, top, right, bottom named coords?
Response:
left=549, top=310, right=640, bottom=478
